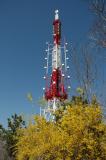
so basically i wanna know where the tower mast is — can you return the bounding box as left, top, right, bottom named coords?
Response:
left=41, top=10, right=70, bottom=120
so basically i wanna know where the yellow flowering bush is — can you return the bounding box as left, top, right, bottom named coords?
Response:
left=16, top=101, right=106, bottom=160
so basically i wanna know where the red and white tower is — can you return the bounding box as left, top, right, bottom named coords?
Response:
left=41, top=10, right=70, bottom=120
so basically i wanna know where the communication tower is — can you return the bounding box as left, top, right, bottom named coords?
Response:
left=40, top=10, right=70, bottom=120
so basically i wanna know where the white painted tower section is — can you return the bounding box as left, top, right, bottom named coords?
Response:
left=55, top=10, right=59, bottom=20
left=52, top=10, right=61, bottom=70
left=52, top=46, right=61, bottom=69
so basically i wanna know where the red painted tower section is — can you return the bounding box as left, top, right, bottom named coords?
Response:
left=45, top=10, right=67, bottom=103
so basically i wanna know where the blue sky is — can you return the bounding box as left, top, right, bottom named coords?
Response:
left=0, top=0, right=96, bottom=127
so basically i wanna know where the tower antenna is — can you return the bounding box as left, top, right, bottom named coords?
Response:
left=41, top=10, right=70, bottom=120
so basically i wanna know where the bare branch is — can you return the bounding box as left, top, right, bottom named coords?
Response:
left=90, top=0, right=106, bottom=48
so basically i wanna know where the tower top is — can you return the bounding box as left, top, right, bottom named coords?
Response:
left=55, top=10, right=59, bottom=20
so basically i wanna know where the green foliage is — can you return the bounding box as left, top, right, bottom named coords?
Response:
left=77, top=87, right=84, bottom=96
left=7, top=114, right=25, bottom=134
left=5, top=114, right=26, bottom=159
left=27, top=93, right=33, bottom=102
left=0, top=124, right=5, bottom=138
